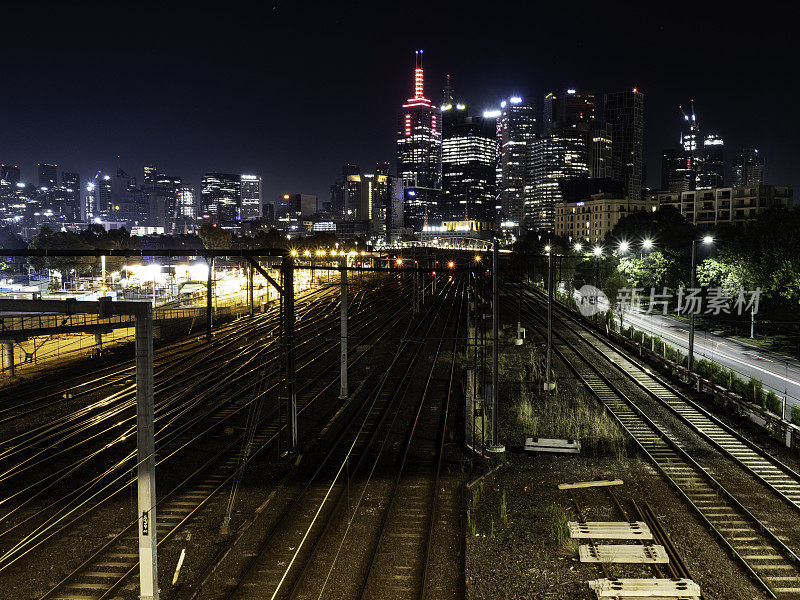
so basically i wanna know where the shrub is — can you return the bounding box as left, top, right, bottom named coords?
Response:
left=730, top=373, right=748, bottom=397
left=791, top=405, right=800, bottom=427
left=765, top=391, right=783, bottom=416
left=748, top=378, right=765, bottom=407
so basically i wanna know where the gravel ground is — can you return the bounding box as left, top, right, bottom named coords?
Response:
left=464, top=307, right=771, bottom=600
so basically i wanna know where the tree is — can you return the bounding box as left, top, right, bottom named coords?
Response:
left=198, top=223, right=232, bottom=249
left=617, top=251, right=680, bottom=290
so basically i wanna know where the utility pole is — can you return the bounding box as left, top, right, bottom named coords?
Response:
left=281, top=256, right=297, bottom=451
left=544, top=248, right=555, bottom=391
left=688, top=239, right=697, bottom=374
left=206, top=257, right=213, bottom=341
left=135, top=301, right=158, bottom=600
left=339, top=258, right=348, bottom=399
left=489, top=240, right=504, bottom=453
left=0, top=298, right=158, bottom=599
left=248, top=262, right=254, bottom=315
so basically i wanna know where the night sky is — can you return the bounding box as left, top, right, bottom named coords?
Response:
left=2, top=1, right=797, bottom=203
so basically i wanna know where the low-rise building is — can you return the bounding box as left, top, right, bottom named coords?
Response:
left=555, top=193, right=658, bottom=243
left=652, top=185, right=793, bottom=227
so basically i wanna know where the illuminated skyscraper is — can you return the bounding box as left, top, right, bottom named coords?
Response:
left=1, top=164, right=20, bottom=185
left=60, top=171, right=81, bottom=221
left=698, top=134, right=724, bottom=189
left=143, top=164, right=158, bottom=186
left=441, top=97, right=497, bottom=221
left=527, top=127, right=590, bottom=232
left=499, top=96, right=536, bottom=227
left=543, top=89, right=594, bottom=134
left=733, top=147, right=764, bottom=187
left=396, top=50, right=442, bottom=230
left=604, top=89, right=644, bottom=201
left=201, top=173, right=241, bottom=224
left=37, top=163, right=58, bottom=189
left=240, top=175, right=263, bottom=221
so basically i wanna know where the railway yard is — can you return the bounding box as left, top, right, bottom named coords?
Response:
left=3, top=260, right=800, bottom=599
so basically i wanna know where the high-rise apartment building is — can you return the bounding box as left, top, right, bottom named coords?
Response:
left=441, top=100, right=497, bottom=221
left=240, top=175, right=263, bottom=221
left=200, top=173, right=241, bottom=224
left=543, top=89, right=594, bottom=134
left=733, top=147, right=764, bottom=187
left=396, top=50, right=442, bottom=230
left=603, top=89, right=644, bottom=201
left=37, top=163, right=58, bottom=189
left=499, top=96, right=536, bottom=228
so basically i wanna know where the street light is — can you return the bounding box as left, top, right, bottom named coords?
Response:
left=592, top=246, right=603, bottom=322
left=618, top=240, right=630, bottom=254
left=448, top=261, right=455, bottom=268
left=688, top=235, right=715, bottom=376
left=574, top=242, right=582, bottom=253
left=544, top=244, right=555, bottom=391
left=642, top=238, right=654, bottom=251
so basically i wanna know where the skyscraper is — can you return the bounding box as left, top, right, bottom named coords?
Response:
left=697, top=134, right=724, bottom=189
left=240, top=175, right=263, bottom=221
left=733, top=147, right=764, bottom=187
left=396, top=50, right=442, bottom=230
left=200, top=173, right=241, bottom=224
left=603, top=89, right=644, bottom=201
left=527, top=127, right=590, bottom=232
left=441, top=99, right=497, bottom=221
left=37, top=163, right=58, bottom=189
left=143, top=165, right=158, bottom=186
left=499, top=96, right=536, bottom=228
left=1, top=164, right=20, bottom=185
left=330, top=164, right=362, bottom=216
left=61, top=171, right=81, bottom=221
left=543, top=89, right=595, bottom=134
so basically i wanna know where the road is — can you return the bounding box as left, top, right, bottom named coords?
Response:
left=617, top=305, right=800, bottom=411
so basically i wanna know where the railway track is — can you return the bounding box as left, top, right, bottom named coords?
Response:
left=204, top=276, right=465, bottom=600
left=513, top=284, right=800, bottom=597
left=0, top=275, right=411, bottom=598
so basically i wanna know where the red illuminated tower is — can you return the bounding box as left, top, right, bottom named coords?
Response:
left=396, top=49, right=442, bottom=231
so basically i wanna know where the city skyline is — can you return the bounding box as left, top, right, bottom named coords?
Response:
left=1, top=1, right=796, bottom=204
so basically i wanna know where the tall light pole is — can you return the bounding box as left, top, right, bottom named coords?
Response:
left=593, top=245, right=603, bottom=322
left=489, top=239, right=504, bottom=453
left=544, top=244, right=555, bottom=391
left=688, top=234, right=714, bottom=374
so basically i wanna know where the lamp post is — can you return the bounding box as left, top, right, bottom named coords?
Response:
left=593, top=245, right=603, bottom=322
left=544, top=244, right=555, bottom=391
left=688, top=234, right=714, bottom=375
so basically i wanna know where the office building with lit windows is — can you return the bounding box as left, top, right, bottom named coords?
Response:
left=396, top=50, right=442, bottom=231
left=498, top=96, right=536, bottom=228
left=441, top=100, right=497, bottom=221
left=240, top=175, right=262, bottom=221
left=527, top=126, right=591, bottom=232
left=603, top=89, right=644, bottom=201
left=200, top=172, right=241, bottom=224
